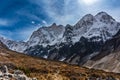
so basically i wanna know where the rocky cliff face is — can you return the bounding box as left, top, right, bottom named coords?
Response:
left=84, top=30, right=120, bottom=73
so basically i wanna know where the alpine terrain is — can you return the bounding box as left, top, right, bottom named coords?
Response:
left=0, top=41, right=120, bottom=80
left=1, top=12, right=120, bottom=73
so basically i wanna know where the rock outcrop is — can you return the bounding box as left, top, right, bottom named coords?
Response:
left=0, top=65, right=37, bottom=80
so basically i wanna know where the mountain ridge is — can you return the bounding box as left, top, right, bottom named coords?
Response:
left=1, top=11, right=120, bottom=73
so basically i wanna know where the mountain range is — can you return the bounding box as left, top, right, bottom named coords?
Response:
left=1, top=11, right=120, bottom=73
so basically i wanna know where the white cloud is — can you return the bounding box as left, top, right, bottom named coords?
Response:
left=16, top=11, right=41, bottom=21
left=0, top=19, right=9, bottom=26
left=40, top=0, right=83, bottom=25
left=0, top=30, right=13, bottom=40
left=42, top=20, right=48, bottom=26
left=79, top=0, right=101, bottom=6
left=31, top=21, right=35, bottom=24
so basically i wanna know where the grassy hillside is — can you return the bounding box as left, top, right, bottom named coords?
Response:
left=0, top=42, right=120, bottom=80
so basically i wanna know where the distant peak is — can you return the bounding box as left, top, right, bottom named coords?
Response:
left=76, top=14, right=95, bottom=23
left=51, top=23, right=57, bottom=26
left=95, top=11, right=111, bottom=18
left=84, top=14, right=93, bottom=17
left=82, top=14, right=94, bottom=20
left=95, top=11, right=115, bottom=22
left=74, top=14, right=96, bottom=29
left=78, top=14, right=96, bottom=23
left=66, top=24, right=72, bottom=27
left=96, top=11, right=109, bottom=16
left=50, top=23, right=59, bottom=29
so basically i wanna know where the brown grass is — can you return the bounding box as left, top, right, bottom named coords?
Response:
left=0, top=47, right=120, bottom=80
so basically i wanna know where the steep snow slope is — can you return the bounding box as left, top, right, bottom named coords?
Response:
left=27, top=23, right=65, bottom=47
left=72, top=12, right=120, bottom=42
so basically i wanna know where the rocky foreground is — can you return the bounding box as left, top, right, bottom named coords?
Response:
left=0, top=65, right=36, bottom=80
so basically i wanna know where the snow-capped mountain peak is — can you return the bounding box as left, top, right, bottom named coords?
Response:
left=95, top=11, right=115, bottom=23
left=27, top=23, right=65, bottom=47
left=74, top=14, right=96, bottom=29
left=51, top=23, right=57, bottom=27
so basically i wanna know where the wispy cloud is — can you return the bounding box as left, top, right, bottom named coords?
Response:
left=42, top=20, right=48, bottom=26
left=0, top=19, right=9, bottom=26
left=38, top=0, right=83, bottom=25
left=0, top=30, right=13, bottom=40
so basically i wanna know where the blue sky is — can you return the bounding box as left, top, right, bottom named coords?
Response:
left=0, top=0, right=120, bottom=41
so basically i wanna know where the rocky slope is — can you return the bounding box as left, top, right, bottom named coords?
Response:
left=84, top=30, right=120, bottom=73
left=0, top=41, right=120, bottom=80
left=0, top=65, right=36, bottom=80
left=0, top=41, right=36, bottom=80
